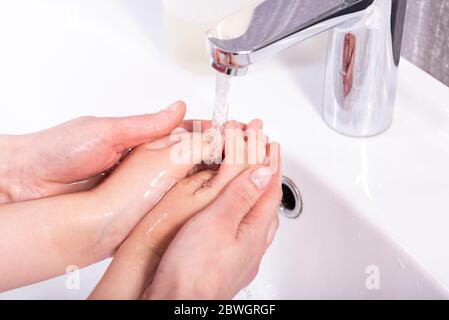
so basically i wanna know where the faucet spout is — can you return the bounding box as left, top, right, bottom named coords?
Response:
left=207, top=0, right=407, bottom=137
left=208, top=0, right=374, bottom=75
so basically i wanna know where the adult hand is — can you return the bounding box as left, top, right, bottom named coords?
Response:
left=143, top=143, right=282, bottom=300
left=0, top=101, right=186, bottom=203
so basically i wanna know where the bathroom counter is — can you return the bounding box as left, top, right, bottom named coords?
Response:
left=1, top=0, right=449, bottom=298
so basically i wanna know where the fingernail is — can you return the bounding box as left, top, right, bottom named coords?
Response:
left=251, top=167, right=273, bottom=189
left=165, top=102, right=180, bottom=112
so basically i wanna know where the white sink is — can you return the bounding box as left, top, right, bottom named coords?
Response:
left=1, top=0, right=449, bottom=300
left=237, top=156, right=449, bottom=299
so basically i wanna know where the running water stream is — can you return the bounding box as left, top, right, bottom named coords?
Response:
left=210, top=72, right=233, bottom=159
left=212, top=72, right=233, bottom=130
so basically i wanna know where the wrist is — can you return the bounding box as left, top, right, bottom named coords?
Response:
left=57, top=191, right=121, bottom=262
left=0, top=135, right=28, bottom=203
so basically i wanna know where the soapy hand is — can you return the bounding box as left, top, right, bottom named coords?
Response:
left=0, top=101, right=186, bottom=203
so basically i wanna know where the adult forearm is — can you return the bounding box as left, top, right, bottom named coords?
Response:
left=0, top=191, right=112, bottom=292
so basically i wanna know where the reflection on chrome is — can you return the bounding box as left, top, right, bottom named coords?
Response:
left=207, top=0, right=408, bottom=137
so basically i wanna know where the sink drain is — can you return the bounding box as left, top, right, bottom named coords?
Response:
left=280, top=176, right=302, bottom=219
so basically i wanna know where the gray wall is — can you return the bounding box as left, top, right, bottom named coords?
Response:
left=402, top=0, right=449, bottom=86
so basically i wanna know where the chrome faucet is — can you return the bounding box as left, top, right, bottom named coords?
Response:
left=207, top=0, right=407, bottom=137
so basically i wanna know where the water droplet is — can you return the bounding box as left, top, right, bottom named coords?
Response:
left=104, top=211, right=113, bottom=218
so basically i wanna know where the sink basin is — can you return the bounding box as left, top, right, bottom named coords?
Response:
left=236, top=155, right=449, bottom=299
left=1, top=0, right=449, bottom=300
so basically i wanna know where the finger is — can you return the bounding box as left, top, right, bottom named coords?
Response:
left=105, top=101, right=186, bottom=150
left=208, top=163, right=275, bottom=231
left=266, top=216, right=280, bottom=249
left=133, top=169, right=217, bottom=257
left=144, top=170, right=216, bottom=257
left=246, top=119, right=266, bottom=165
left=239, top=143, right=282, bottom=243
left=186, top=163, right=218, bottom=177
left=181, top=120, right=213, bottom=132
left=181, top=120, right=248, bottom=164
left=177, top=170, right=217, bottom=195
left=145, top=136, right=175, bottom=150
left=181, top=120, right=247, bottom=132
left=145, top=128, right=188, bottom=150
left=240, top=183, right=282, bottom=244
left=207, top=120, right=259, bottom=191
left=168, top=131, right=218, bottom=168
left=182, top=122, right=265, bottom=206
left=225, top=121, right=246, bottom=165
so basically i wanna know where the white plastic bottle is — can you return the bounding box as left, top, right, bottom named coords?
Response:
left=163, top=0, right=263, bottom=73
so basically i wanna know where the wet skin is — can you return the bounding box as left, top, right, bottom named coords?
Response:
left=90, top=120, right=268, bottom=299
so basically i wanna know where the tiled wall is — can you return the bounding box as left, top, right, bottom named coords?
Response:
left=402, top=0, right=449, bottom=86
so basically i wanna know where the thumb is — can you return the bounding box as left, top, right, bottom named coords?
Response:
left=105, top=101, right=186, bottom=149
left=208, top=164, right=275, bottom=232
